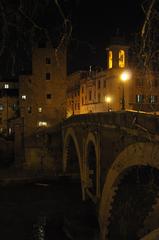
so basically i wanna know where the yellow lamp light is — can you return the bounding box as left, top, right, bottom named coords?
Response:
left=120, top=70, right=131, bottom=110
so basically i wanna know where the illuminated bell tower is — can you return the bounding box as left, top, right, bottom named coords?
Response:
left=107, top=37, right=129, bottom=69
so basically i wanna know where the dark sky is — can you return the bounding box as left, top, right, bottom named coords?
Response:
left=0, top=0, right=145, bottom=77
left=68, top=0, right=144, bottom=72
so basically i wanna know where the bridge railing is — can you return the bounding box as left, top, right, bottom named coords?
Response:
left=63, top=111, right=159, bottom=135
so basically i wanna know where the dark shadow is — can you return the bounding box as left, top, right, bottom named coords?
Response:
left=108, top=166, right=159, bottom=240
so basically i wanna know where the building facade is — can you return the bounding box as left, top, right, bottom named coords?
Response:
left=19, top=42, right=67, bottom=137
left=67, top=38, right=159, bottom=116
left=67, top=39, right=131, bottom=115
left=0, top=80, right=19, bottom=135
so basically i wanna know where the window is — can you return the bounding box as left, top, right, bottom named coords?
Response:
left=22, top=95, right=27, bottom=100
left=78, top=103, right=80, bottom=110
left=152, top=79, right=158, bottom=87
left=89, top=90, right=92, bottom=101
left=119, top=50, right=125, bottom=68
left=136, top=94, right=144, bottom=103
left=4, top=84, right=9, bottom=89
left=98, top=93, right=101, bottom=102
left=46, top=72, right=51, bottom=80
left=0, top=118, right=2, bottom=124
left=27, top=106, right=32, bottom=113
left=149, top=95, right=157, bottom=103
left=38, top=121, right=47, bottom=127
left=8, top=128, right=12, bottom=135
left=46, top=57, right=51, bottom=64
left=46, top=94, right=52, bottom=99
left=108, top=51, right=113, bottom=69
left=103, top=79, right=106, bottom=88
left=0, top=104, right=4, bottom=110
left=82, top=97, right=84, bottom=105
left=98, top=80, right=101, bottom=89
left=38, top=107, right=42, bottom=112
left=82, top=86, right=84, bottom=94
left=12, top=104, right=17, bottom=111
left=94, top=90, right=96, bottom=99
left=136, top=78, right=143, bottom=87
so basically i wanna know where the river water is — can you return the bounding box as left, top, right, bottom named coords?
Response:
left=0, top=178, right=99, bottom=240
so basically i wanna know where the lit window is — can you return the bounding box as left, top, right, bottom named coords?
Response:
left=0, top=104, right=4, bottom=110
left=22, top=95, right=27, bottom=100
left=46, top=72, right=51, bottom=80
left=12, top=104, right=17, bottom=111
left=4, top=84, right=9, bottom=89
left=108, top=51, right=113, bottom=69
left=149, top=95, right=157, bottom=103
left=136, top=94, right=144, bottom=103
left=38, top=107, right=42, bottom=112
left=8, top=128, right=12, bottom=135
left=46, top=57, right=51, bottom=64
left=38, top=121, right=47, bottom=127
left=119, top=50, right=125, bottom=68
left=27, top=106, right=32, bottom=113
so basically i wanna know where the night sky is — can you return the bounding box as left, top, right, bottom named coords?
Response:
left=68, top=0, right=144, bottom=72
left=0, top=0, right=145, bottom=77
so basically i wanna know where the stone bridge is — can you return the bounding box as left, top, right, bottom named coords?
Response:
left=62, top=111, right=159, bottom=240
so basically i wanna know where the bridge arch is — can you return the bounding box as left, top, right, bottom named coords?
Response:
left=99, top=142, right=159, bottom=240
left=84, top=132, right=100, bottom=200
left=63, top=127, right=82, bottom=173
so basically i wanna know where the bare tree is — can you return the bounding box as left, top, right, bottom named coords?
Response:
left=0, top=0, right=73, bottom=77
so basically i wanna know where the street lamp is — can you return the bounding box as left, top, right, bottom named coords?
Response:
left=105, top=96, right=111, bottom=112
left=120, top=70, right=131, bottom=111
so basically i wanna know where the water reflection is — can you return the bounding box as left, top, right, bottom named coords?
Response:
left=0, top=181, right=99, bottom=240
left=33, top=215, right=46, bottom=240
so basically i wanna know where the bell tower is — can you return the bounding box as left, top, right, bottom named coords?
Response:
left=106, top=37, right=129, bottom=69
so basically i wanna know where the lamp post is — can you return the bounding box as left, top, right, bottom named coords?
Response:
left=120, top=71, right=131, bottom=111
left=105, top=96, right=111, bottom=112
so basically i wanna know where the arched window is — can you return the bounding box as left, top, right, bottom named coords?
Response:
left=108, top=50, right=113, bottom=69
left=119, top=50, right=125, bottom=68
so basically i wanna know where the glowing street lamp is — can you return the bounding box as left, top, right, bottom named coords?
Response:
left=120, top=70, right=131, bottom=110
left=105, top=96, right=112, bottom=112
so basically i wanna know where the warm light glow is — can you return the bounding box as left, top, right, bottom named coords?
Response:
left=38, top=107, right=42, bottom=113
left=108, top=50, right=113, bottom=69
left=120, top=70, right=131, bottom=82
left=4, top=84, right=9, bottom=89
left=38, top=121, right=47, bottom=127
left=105, top=96, right=111, bottom=103
left=119, top=50, right=125, bottom=68
left=22, top=95, right=27, bottom=100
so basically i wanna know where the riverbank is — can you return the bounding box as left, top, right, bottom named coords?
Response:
left=0, top=167, right=80, bottom=186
